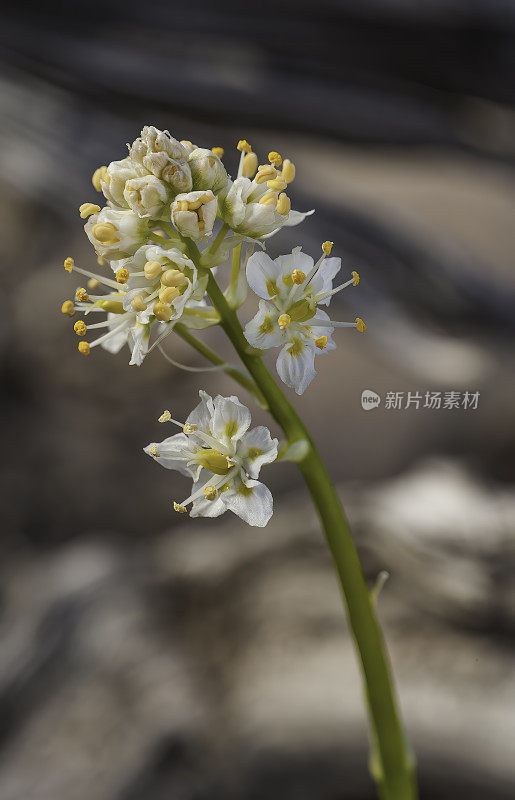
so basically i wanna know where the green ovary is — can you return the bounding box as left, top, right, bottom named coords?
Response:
left=288, top=298, right=315, bottom=323
left=197, top=449, right=232, bottom=475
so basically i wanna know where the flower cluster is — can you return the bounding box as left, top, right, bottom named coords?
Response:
left=145, top=391, right=278, bottom=526
left=59, top=125, right=367, bottom=524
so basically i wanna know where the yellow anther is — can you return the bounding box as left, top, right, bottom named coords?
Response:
left=64, top=257, right=74, bottom=273
left=116, top=268, right=130, bottom=284
left=131, top=295, right=147, bottom=312
left=267, top=177, right=287, bottom=192
left=211, top=146, right=224, bottom=158
left=355, top=317, right=367, bottom=333
left=149, top=444, right=159, bottom=457
left=161, top=269, right=186, bottom=287
left=237, top=139, right=252, bottom=153
left=203, top=485, right=217, bottom=501
left=92, top=166, right=108, bottom=192
left=92, top=222, right=119, bottom=245
left=153, top=302, right=172, bottom=322
left=278, top=313, right=291, bottom=329
left=315, top=335, right=327, bottom=350
left=352, top=270, right=360, bottom=286
left=183, top=423, right=198, bottom=434
left=255, top=165, right=276, bottom=184
left=159, top=286, right=180, bottom=304
left=144, top=260, right=162, bottom=280
left=61, top=300, right=75, bottom=317
left=276, top=193, right=291, bottom=215
left=78, top=341, right=90, bottom=355
left=97, top=256, right=106, bottom=266
left=291, top=269, right=306, bottom=285
left=268, top=151, right=282, bottom=167
left=79, top=202, right=101, bottom=219
left=281, top=158, right=296, bottom=184
left=76, top=288, right=89, bottom=302
left=173, top=501, right=188, bottom=514
left=242, top=152, right=258, bottom=178
left=74, top=320, right=87, bottom=336
left=87, top=278, right=100, bottom=290
left=158, top=410, right=171, bottom=423
left=258, top=191, right=278, bottom=207
left=322, top=241, right=333, bottom=256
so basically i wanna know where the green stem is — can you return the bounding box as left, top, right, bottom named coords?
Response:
left=174, top=323, right=268, bottom=409
left=201, top=271, right=417, bottom=800
left=207, top=222, right=230, bottom=255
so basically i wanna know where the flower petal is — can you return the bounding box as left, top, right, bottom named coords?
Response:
left=223, top=477, right=274, bottom=527
left=244, top=300, right=283, bottom=350
left=186, top=390, right=215, bottom=435
left=246, top=251, right=282, bottom=300
left=276, top=337, right=317, bottom=395
left=143, top=433, right=195, bottom=476
left=309, top=257, right=341, bottom=303
left=211, top=395, right=252, bottom=445
left=238, top=426, right=279, bottom=479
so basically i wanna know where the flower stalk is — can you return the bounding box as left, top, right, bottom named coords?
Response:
left=195, top=258, right=417, bottom=800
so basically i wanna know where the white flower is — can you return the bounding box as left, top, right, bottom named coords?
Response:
left=100, top=157, right=143, bottom=207
left=144, top=391, right=278, bottom=526
left=123, top=175, right=172, bottom=218
left=187, top=148, right=228, bottom=194
left=60, top=242, right=207, bottom=364
left=129, top=126, right=192, bottom=195
left=171, top=190, right=217, bottom=240
left=219, top=176, right=312, bottom=238
left=84, top=207, right=149, bottom=260
left=244, top=246, right=365, bottom=394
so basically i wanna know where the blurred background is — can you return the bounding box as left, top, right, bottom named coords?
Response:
left=1, top=0, right=515, bottom=797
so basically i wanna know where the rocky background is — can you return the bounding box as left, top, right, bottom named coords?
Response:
left=0, top=1, right=514, bottom=798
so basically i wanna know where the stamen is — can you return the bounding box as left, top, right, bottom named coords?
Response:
left=211, top=147, right=224, bottom=158
left=161, top=269, right=186, bottom=287
left=92, top=166, right=107, bottom=192
left=116, top=268, right=130, bottom=284
left=352, top=270, right=360, bottom=286
left=268, top=151, right=282, bottom=167
left=183, top=423, right=198, bottom=434
left=322, top=241, right=333, bottom=255
left=92, top=223, right=119, bottom=245
left=173, top=502, right=187, bottom=514
left=66, top=262, right=120, bottom=290
left=267, top=177, right=287, bottom=192
left=276, top=193, right=290, bottom=215
left=242, top=152, right=258, bottom=178
left=237, top=140, right=252, bottom=153
left=278, top=314, right=291, bottom=329
left=291, top=269, right=306, bottom=285
left=204, top=485, right=217, bottom=501
left=159, top=286, right=180, bottom=304
left=315, top=272, right=361, bottom=302
left=88, top=278, right=100, bottom=290
left=255, top=165, right=276, bottom=185
left=281, top=159, right=296, bottom=184
left=149, top=444, right=159, bottom=456
left=64, top=257, right=74, bottom=273
left=61, top=300, right=75, bottom=317
left=153, top=302, right=172, bottom=322
left=76, top=288, right=89, bottom=302
left=74, top=320, right=87, bottom=336
left=79, top=202, right=101, bottom=219
left=131, top=295, right=147, bottom=312
left=158, top=410, right=171, bottom=423
left=144, top=260, right=162, bottom=280
left=315, top=335, right=327, bottom=350
left=78, top=341, right=90, bottom=355
left=355, top=317, right=367, bottom=332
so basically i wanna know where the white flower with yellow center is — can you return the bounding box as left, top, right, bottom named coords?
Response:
left=59, top=243, right=207, bottom=364
left=171, top=190, right=218, bottom=240
left=144, top=391, right=278, bottom=526
left=218, top=141, right=313, bottom=238
left=84, top=207, right=150, bottom=260
left=123, top=175, right=172, bottom=218
left=243, top=244, right=365, bottom=394
left=98, top=157, right=144, bottom=208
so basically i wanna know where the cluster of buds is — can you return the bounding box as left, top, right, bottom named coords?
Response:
left=218, top=140, right=312, bottom=238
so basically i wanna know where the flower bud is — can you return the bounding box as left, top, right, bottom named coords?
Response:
left=187, top=148, right=228, bottom=194
left=85, top=208, right=149, bottom=259
left=129, top=126, right=192, bottom=194
left=123, top=175, right=171, bottom=218
left=101, top=158, right=141, bottom=207
left=171, top=191, right=217, bottom=240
